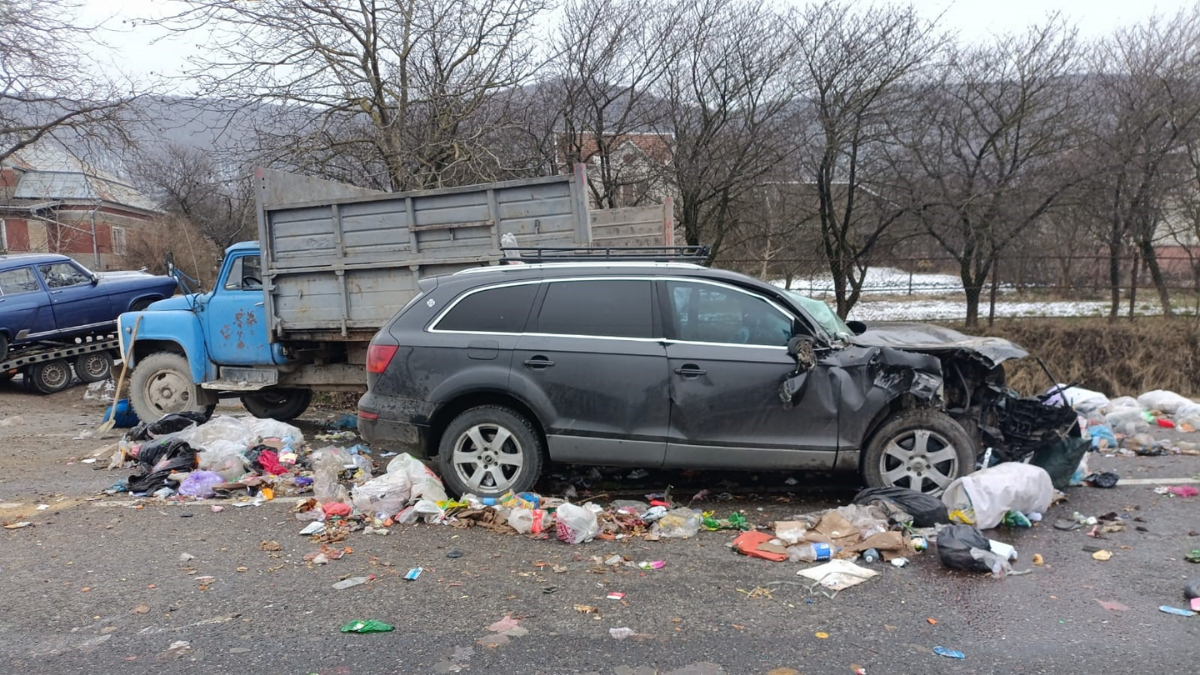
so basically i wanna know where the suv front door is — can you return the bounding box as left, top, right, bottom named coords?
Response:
left=658, top=279, right=840, bottom=470
left=510, top=278, right=670, bottom=467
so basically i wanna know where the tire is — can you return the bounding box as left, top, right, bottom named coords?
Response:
left=240, top=389, right=313, bottom=421
left=0, top=333, right=8, bottom=362
left=862, top=408, right=975, bottom=496
left=74, top=351, right=114, bottom=383
left=437, top=405, right=544, bottom=498
left=129, top=351, right=214, bottom=422
left=26, top=359, right=74, bottom=394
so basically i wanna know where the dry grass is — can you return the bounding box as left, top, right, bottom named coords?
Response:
left=951, top=317, right=1200, bottom=397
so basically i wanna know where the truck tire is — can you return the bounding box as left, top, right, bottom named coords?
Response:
left=437, top=405, right=544, bottom=498
left=862, top=408, right=975, bottom=496
left=0, top=334, right=8, bottom=362
left=74, top=351, right=114, bottom=383
left=26, top=359, right=74, bottom=394
left=240, top=389, right=313, bottom=421
left=129, top=351, right=214, bottom=422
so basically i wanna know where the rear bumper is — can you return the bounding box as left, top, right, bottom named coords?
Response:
left=357, top=393, right=434, bottom=459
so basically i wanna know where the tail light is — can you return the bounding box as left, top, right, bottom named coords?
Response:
left=366, top=344, right=398, bottom=374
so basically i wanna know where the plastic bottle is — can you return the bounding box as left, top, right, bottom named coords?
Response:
left=787, top=542, right=833, bottom=563
left=861, top=548, right=880, bottom=564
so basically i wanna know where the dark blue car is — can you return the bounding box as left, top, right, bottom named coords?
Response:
left=0, top=253, right=177, bottom=361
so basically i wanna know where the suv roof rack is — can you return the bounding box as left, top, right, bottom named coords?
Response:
left=500, top=245, right=710, bottom=265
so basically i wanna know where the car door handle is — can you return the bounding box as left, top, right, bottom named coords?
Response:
left=674, top=365, right=706, bottom=378
left=523, top=357, right=555, bottom=369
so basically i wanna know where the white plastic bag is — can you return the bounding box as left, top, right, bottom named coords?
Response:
left=245, top=417, right=305, bottom=444
left=1137, top=390, right=1193, bottom=415
left=386, top=453, right=448, bottom=503
left=1106, top=396, right=1140, bottom=412
left=941, top=463, right=1053, bottom=530
left=555, top=502, right=600, bottom=544
left=1104, top=408, right=1149, bottom=434
left=177, top=415, right=254, bottom=452
left=1045, top=385, right=1110, bottom=415
left=508, top=508, right=551, bottom=534
left=351, top=471, right=412, bottom=518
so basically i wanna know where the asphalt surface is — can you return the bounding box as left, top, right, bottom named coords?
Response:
left=1, top=381, right=1199, bottom=674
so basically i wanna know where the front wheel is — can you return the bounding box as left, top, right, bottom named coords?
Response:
left=862, top=409, right=975, bottom=495
left=437, top=405, right=543, bottom=498
left=240, top=389, right=312, bottom=421
left=128, top=351, right=214, bottom=423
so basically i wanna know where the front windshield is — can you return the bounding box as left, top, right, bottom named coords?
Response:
left=785, top=291, right=853, bottom=339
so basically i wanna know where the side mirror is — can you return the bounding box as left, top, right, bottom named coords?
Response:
left=846, top=320, right=867, bottom=335
left=786, top=336, right=816, bottom=372
left=90, top=273, right=100, bottom=286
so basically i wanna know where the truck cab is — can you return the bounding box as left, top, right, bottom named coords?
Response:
left=118, top=242, right=313, bottom=422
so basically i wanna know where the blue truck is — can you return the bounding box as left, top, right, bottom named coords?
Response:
left=117, top=167, right=673, bottom=422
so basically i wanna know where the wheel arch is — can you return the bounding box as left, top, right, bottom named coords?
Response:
left=426, top=390, right=546, bottom=459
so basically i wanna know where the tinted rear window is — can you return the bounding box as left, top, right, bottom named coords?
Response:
left=436, top=283, right=537, bottom=333
left=534, top=280, right=653, bottom=338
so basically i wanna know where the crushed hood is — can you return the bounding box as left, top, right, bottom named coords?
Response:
left=849, top=322, right=1028, bottom=368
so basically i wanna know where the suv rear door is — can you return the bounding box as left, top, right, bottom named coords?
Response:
left=510, top=278, right=670, bottom=467
left=658, top=278, right=840, bottom=469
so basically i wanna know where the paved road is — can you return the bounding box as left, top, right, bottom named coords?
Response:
left=1, top=384, right=1198, bottom=674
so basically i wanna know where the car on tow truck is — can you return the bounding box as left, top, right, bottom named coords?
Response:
left=357, top=261, right=1077, bottom=497
left=0, top=253, right=176, bottom=391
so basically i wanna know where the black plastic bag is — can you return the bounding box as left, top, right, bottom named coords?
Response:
left=128, top=438, right=197, bottom=493
left=852, top=486, right=948, bottom=527
left=128, top=411, right=208, bottom=442
left=1029, top=436, right=1089, bottom=490
left=936, top=524, right=993, bottom=573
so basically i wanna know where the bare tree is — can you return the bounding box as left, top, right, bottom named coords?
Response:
left=1087, top=8, right=1200, bottom=319
left=792, top=0, right=943, bottom=318
left=887, top=18, right=1084, bottom=327
left=160, top=0, right=548, bottom=191
left=658, top=0, right=799, bottom=259
left=552, top=0, right=679, bottom=208
left=133, top=144, right=255, bottom=253
left=0, top=0, right=140, bottom=164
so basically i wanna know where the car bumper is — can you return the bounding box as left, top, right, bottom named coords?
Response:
left=357, top=393, right=434, bottom=458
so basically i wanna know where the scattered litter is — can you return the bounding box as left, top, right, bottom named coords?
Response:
left=1159, top=605, right=1196, bottom=617
left=890, top=557, right=909, bottom=568
left=926, top=618, right=937, bottom=625
left=1032, top=554, right=1044, bottom=566
left=157, top=640, right=192, bottom=661
left=797, top=559, right=878, bottom=592
left=933, top=647, right=965, bottom=659
left=404, top=567, right=423, bottom=581
left=1095, top=600, right=1129, bottom=612
left=487, top=615, right=520, bottom=632
left=332, top=576, right=372, bottom=590
left=340, top=619, right=394, bottom=633
left=179, top=553, right=195, bottom=562
left=3, top=522, right=32, bottom=529
left=1167, top=486, right=1199, bottom=498
left=941, top=463, right=1053, bottom=530
left=638, top=560, right=666, bottom=570
left=606, top=592, right=626, bottom=600
left=1092, top=550, right=1113, bottom=561
left=609, top=627, right=636, bottom=640
left=574, top=604, right=599, bottom=614
left=299, top=522, right=326, bottom=536
left=814, top=632, right=829, bottom=639
left=0, top=416, right=25, bottom=427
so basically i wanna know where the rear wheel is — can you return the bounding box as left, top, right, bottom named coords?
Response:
left=128, top=351, right=214, bottom=422
left=240, top=389, right=313, bottom=421
left=26, top=359, right=74, bottom=394
left=74, top=351, right=114, bottom=383
left=0, top=334, right=8, bottom=362
left=437, top=405, right=543, bottom=498
left=862, top=409, right=975, bottom=495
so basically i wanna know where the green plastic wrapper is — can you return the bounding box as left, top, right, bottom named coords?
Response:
left=340, top=619, right=395, bottom=633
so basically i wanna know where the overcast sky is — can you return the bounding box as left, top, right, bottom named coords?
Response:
left=79, top=0, right=1194, bottom=88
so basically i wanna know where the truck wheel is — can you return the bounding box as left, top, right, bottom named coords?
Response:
left=240, top=389, right=313, bottom=421
left=26, top=359, right=74, bottom=394
left=862, top=408, right=975, bottom=496
left=0, top=334, right=8, bottom=362
left=129, top=351, right=214, bottom=422
left=437, top=405, right=543, bottom=498
left=74, top=352, right=114, bottom=383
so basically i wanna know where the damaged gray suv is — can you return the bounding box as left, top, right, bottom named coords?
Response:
left=358, top=262, right=1074, bottom=498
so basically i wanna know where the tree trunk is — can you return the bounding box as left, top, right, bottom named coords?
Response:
left=1136, top=236, right=1173, bottom=317
left=1128, top=252, right=1140, bottom=321
left=987, top=260, right=999, bottom=327
left=964, top=282, right=982, bottom=328
left=1108, top=241, right=1121, bottom=321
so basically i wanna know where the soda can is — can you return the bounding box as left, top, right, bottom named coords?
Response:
left=404, top=567, right=423, bottom=581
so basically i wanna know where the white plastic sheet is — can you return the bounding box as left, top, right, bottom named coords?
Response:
left=1137, top=390, right=1195, bottom=415
left=941, top=463, right=1054, bottom=530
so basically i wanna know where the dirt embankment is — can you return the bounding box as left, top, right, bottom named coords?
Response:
left=955, top=317, right=1200, bottom=397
